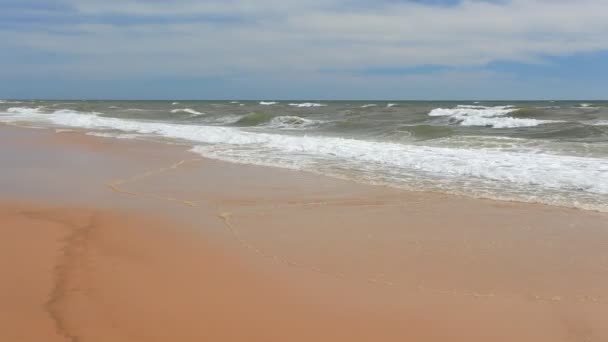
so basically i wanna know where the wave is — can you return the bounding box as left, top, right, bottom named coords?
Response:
left=588, top=120, right=608, bottom=126
left=171, top=108, right=205, bottom=116
left=233, top=112, right=274, bottom=126
left=2, top=107, right=607, bottom=210
left=288, top=103, right=327, bottom=108
left=387, top=103, right=397, bottom=108
left=259, top=101, right=278, bottom=105
left=172, top=102, right=180, bottom=105
left=400, top=125, right=454, bottom=140
left=578, top=103, right=601, bottom=109
left=361, top=104, right=378, bottom=108
left=510, top=108, right=550, bottom=118
left=232, top=113, right=321, bottom=129
left=7, top=107, right=44, bottom=114
left=429, top=105, right=556, bottom=128
left=265, top=116, right=323, bottom=129
left=461, top=116, right=556, bottom=128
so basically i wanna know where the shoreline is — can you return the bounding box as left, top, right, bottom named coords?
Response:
left=1, top=124, right=608, bottom=341
left=2, top=100, right=606, bottom=213
left=5, top=122, right=607, bottom=214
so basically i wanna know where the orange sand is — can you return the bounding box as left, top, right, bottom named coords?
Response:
left=1, top=124, right=607, bottom=341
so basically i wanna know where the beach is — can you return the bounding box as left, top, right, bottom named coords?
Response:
left=1, top=123, right=608, bottom=341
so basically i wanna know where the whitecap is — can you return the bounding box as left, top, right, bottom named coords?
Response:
left=2, top=108, right=607, bottom=211
left=259, top=101, right=278, bottom=105
left=387, top=103, right=397, bottom=108
left=171, top=108, right=205, bottom=116
left=7, top=107, right=43, bottom=114
left=361, top=104, right=378, bottom=108
left=264, top=116, right=323, bottom=129
left=587, top=120, right=608, bottom=126
left=288, top=103, right=327, bottom=108
left=459, top=116, right=557, bottom=128
left=428, top=105, right=554, bottom=128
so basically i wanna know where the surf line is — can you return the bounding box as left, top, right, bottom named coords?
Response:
left=107, top=158, right=200, bottom=207
left=106, top=159, right=607, bottom=306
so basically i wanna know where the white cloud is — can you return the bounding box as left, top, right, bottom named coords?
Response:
left=3, top=0, right=608, bottom=79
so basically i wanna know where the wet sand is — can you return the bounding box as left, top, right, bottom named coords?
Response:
left=1, top=124, right=608, bottom=341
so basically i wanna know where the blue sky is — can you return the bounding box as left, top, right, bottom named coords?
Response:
left=1, top=0, right=608, bottom=100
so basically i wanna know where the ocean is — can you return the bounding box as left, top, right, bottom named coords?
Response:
left=1, top=100, right=607, bottom=212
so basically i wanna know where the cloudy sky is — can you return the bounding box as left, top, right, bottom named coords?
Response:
left=1, top=0, right=608, bottom=99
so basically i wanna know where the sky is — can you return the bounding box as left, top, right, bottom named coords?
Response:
left=1, top=0, right=608, bottom=100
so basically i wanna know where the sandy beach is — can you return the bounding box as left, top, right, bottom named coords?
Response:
left=1, top=124, right=608, bottom=342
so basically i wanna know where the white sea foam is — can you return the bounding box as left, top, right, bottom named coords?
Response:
left=588, top=120, right=608, bottom=126
left=2, top=107, right=607, bottom=210
left=459, top=116, right=554, bottom=128
left=86, top=132, right=142, bottom=139
left=172, top=102, right=180, bottom=105
left=429, top=105, right=555, bottom=128
left=578, top=103, right=600, bottom=109
left=7, top=107, right=44, bottom=114
left=288, top=103, right=327, bottom=108
left=265, top=116, right=323, bottom=129
left=361, top=104, right=378, bottom=108
left=171, top=108, right=205, bottom=116
left=387, top=103, right=397, bottom=108
left=206, top=115, right=242, bottom=125
left=259, top=101, right=278, bottom=105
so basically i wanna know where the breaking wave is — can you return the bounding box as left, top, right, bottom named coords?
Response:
left=589, top=120, right=608, bottom=126
left=233, top=112, right=274, bottom=126
left=232, top=112, right=321, bottom=129
left=265, top=116, right=323, bottom=129
left=171, top=108, right=205, bottom=116
left=288, top=103, right=327, bottom=108
left=429, top=105, right=558, bottom=128
left=2, top=106, right=607, bottom=211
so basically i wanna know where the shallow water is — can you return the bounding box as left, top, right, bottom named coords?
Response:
left=2, top=100, right=608, bottom=211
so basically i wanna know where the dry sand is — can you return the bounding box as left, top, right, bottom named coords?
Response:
left=1, top=124, right=608, bottom=341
